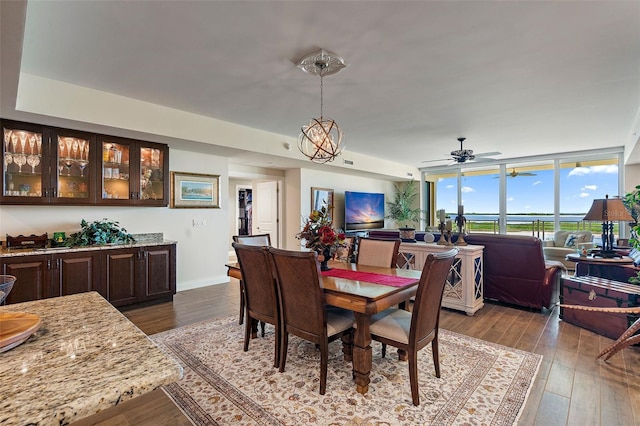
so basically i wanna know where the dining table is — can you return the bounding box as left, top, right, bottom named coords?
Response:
left=226, top=260, right=422, bottom=395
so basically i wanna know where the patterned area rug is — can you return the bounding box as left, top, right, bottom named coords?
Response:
left=151, top=316, right=541, bottom=425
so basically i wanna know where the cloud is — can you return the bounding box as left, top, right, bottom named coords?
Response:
left=461, top=186, right=475, bottom=193
left=569, top=165, right=618, bottom=177
left=533, top=180, right=542, bottom=186
left=507, top=197, right=514, bottom=201
left=524, top=205, right=531, bottom=209
left=579, top=192, right=590, bottom=197
left=446, top=184, right=454, bottom=189
left=582, top=185, right=597, bottom=191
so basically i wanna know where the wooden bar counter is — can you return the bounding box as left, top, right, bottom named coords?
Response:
left=0, top=291, right=183, bottom=425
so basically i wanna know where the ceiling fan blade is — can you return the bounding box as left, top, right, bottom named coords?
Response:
left=518, top=172, right=537, bottom=176
left=469, top=157, right=496, bottom=163
left=474, top=151, right=502, bottom=158
left=421, top=157, right=451, bottom=164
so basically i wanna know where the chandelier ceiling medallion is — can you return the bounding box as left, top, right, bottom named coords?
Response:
left=297, top=49, right=346, bottom=164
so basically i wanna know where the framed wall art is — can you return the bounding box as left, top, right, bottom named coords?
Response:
left=311, top=187, right=334, bottom=221
left=170, top=171, right=220, bottom=208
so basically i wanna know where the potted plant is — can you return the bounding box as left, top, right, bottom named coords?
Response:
left=65, top=218, right=136, bottom=247
left=386, top=180, right=423, bottom=242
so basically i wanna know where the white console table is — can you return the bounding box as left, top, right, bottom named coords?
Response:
left=398, top=242, right=484, bottom=316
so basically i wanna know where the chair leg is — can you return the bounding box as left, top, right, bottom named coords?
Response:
left=279, top=333, right=289, bottom=373
left=341, top=331, right=353, bottom=362
left=260, top=321, right=266, bottom=337
left=432, top=336, right=440, bottom=378
left=243, top=315, right=251, bottom=352
left=381, top=342, right=387, bottom=358
left=273, top=324, right=280, bottom=368
left=238, top=281, right=245, bottom=325
left=408, top=351, right=420, bottom=406
left=320, top=341, right=328, bottom=395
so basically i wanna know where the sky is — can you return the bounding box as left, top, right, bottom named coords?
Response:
left=437, top=165, right=619, bottom=215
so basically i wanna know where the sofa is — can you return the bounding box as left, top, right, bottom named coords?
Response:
left=464, top=233, right=565, bottom=311
left=542, top=230, right=593, bottom=270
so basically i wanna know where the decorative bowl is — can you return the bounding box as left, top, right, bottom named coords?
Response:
left=0, top=275, right=16, bottom=304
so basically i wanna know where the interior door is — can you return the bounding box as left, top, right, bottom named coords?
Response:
left=254, top=180, right=279, bottom=247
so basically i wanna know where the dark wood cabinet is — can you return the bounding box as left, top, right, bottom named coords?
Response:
left=1, top=119, right=168, bottom=206
left=105, top=248, right=138, bottom=306
left=57, top=250, right=104, bottom=298
left=1, top=255, right=50, bottom=303
left=97, top=135, right=169, bottom=206
left=1, top=243, right=176, bottom=307
left=1, top=251, right=103, bottom=304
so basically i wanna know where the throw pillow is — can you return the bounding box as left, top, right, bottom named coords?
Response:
left=564, top=233, right=587, bottom=248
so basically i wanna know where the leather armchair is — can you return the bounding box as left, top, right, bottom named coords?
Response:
left=465, top=233, right=564, bottom=311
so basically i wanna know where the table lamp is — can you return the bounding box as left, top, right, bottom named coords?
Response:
left=582, top=195, right=633, bottom=258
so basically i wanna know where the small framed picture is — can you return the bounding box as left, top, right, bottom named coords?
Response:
left=170, top=171, right=220, bottom=208
left=311, top=187, right=334, bottom=221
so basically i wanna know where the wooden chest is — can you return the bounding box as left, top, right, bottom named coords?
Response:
left=560, top=276, right=640, bottom=339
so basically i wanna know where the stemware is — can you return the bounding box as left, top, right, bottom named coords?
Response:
left=14, top=153, right=26, bottom=173
left=63, top=159, right=74, bottom=176
left=4, top=129, right=11, bottom=152
left=28, top=135, right=36, bottom=155
left=11, top=133, right=18, bottom=153
left=27, top=155, right=40, bottom=174
left=72, top=140, right=79, bottom=159
left=36, top=134, right=42, bottom=155
left=58, top=138, right=66, bottom=158
left=4, top=153, right=12, bottom=171
left=18, top=132, right=28, bottom=154
left=78, top=140, right=87, bottom=160
left=65, top=138, right=73, bottom=160
left=77, top=159, right=88, bottom=177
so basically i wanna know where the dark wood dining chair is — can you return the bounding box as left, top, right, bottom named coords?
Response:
left=232, top=242, right=280, bottom=367
left=356, top=237, right=401, bottom=268
left=367, top=248, right=457, bottom=406
left=267, top=247, right=354, bottom=395
left=232, top=234, right=272, bottom=324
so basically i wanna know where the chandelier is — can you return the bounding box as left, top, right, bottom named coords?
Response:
left=297, top=49, right=346, bottom=163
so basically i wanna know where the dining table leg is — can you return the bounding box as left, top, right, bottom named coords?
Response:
left=353, top=312, right=372, bottom=394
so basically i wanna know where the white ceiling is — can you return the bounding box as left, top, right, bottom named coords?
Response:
left=3, top=1, right=640, bottom=171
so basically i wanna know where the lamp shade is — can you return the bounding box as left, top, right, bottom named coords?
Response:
left=583, top=196, right=633, bottom=222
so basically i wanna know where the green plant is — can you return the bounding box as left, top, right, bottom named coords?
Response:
left=385, top=180, right=423, bottom=229
left=66, top=218, right=136, bottom=247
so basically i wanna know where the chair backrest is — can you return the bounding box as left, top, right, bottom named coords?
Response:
left=233, top=234, right=272, bottom=246
left=268, top=247, right=326, bottom=343
left=356, top=237, right=401, bottom=268
left=335, top=236, right=354, bottom=262
left=410, top=249, right=458, bottom=344
left=232, top=243, right=278, bottom=322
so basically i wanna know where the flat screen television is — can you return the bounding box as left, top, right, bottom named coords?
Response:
left=344, top=191, right=385, bottom=231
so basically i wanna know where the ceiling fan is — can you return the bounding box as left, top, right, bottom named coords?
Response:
left=506, top=168, right=537, bottom=178
left=422, top=137, right=501, bottom=165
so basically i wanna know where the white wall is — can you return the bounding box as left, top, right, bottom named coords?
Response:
left=0, top=148, right=231, bottom=291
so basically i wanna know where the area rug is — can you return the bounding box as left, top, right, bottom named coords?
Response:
left=151, top=316, right=541, bottom=425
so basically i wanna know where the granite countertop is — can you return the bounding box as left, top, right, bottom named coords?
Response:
left=0, top=233, right=177, bottom=258
left=0, top=292, right=183, bottom=425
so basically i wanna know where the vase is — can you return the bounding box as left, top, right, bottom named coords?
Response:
left=318, top=247, right=331, bottom=271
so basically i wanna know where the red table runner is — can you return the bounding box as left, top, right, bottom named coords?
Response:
left=321, top=269, right=417, bottom=287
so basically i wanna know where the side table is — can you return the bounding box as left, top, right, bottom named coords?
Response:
left=565, top=253, right=633, bottom=277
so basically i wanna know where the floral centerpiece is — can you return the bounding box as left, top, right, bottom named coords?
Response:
left=296, top=205, right=346, bottom=271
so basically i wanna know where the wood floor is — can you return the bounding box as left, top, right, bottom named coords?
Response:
left=77, top=278, right=640, bottom=425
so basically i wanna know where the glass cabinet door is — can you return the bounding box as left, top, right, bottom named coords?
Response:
left=56, top=135, right=92, bottom=200
left=140, top=146, right=165, bottom=201
left=101, top=140, right=131, bottom=200
left=3, top=126, right=45, bottom=199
